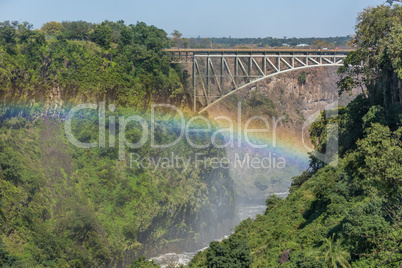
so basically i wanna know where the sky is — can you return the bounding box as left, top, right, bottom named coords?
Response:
left=0, top=0, right=387, bottom=38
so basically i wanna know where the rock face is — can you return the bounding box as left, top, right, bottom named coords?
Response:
left=206, top=67, right=358, bottom=204
left=278, top=249, right=292, bottom=264
left=236, top=67, right=356, bottom=119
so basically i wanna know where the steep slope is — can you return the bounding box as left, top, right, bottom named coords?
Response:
left=0, top=20, right=238, bottom=267
left=189, top=4, right=402, bottom=267
left=0, top=109, right=238, bottom=266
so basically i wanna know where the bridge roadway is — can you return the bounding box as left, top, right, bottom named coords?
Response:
left=164, top=48, right=353, bottom=52
left=164, top=48, right=352, bottom=113
left=165, top=48, right=352, bottom=59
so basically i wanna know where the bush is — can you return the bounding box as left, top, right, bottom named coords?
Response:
left=298, top=71, right=307, bottom=85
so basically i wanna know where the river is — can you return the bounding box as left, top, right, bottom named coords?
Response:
left=149, top=192, right=288, bottom=267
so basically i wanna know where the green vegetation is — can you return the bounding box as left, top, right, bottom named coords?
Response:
left=128, top=256, right=159, bottom=267
left=244, top=90, right=276, bottom=116
left=41, top=21, right=64, bottom=36
left=0, top=2, right=401, bottom=267
left=190, top=219, right=252, bottom=268
left=0, top=106, right=237, bottom=266
left=297, top=71, right=307, bottom=85
left=0, top=19, right=188, bottom=108
left=189, top=3, right=402, bottom=267
left=0, top=19, right=238, bottom=266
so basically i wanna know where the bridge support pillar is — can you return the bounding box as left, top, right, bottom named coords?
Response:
left=193, top=57, right=196, bottom=113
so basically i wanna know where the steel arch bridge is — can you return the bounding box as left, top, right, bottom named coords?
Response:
left=165, top=48, right=352, bottom=113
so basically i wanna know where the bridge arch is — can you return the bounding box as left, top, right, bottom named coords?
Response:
left=198, top=64, right=342, bottom=114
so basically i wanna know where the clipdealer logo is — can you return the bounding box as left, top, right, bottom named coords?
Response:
left=64, top=102, right=285, bottom=158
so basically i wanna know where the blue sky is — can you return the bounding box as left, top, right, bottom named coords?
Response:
left=0, top=0, right=387, bottom=38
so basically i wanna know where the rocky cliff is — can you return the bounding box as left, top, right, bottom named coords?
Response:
left=206, top=67, right=357, bottom=204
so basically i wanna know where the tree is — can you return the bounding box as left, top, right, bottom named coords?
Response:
left=41, top=21, right=64, bottom=36
left=337, top=4, right=402, bottom=109
left=132, top=22, right=168, bottom=51
left=129, top=256, right=159, bottom=267
left=61, top=20, right=93, bottom=40
left=0, top=21, right=18, bottom=44
left=119, top=26, right=133, bottom=46
left=264, top=194, right=282, bottom=213
left=90, top=22, right=112, bottom=49
left=313, top=39, right=327, bottom=48
left=298, top=71, right=307, bottom=84
left=170, top=30, right=184, bottom=48
left=356, top=124, right=402, bottom=197
left=171, top=29, right=182, bottom=39
left=206, top=238, right=251, bottom=268
left=17, top=21, right=34, bottom=43
left=314, top=235, right=351, bottom=268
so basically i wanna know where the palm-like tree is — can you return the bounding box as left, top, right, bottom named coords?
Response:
left=314, top=234, right=351, bottom=268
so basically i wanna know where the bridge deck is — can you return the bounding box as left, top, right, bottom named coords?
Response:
left=164, top=48, right=353, bottom=55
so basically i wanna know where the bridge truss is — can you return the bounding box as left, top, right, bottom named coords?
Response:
left=165, top=49, right=350, bottom=113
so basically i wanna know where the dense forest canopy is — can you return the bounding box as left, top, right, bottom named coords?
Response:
left=0, top=19, right=189, bottom=109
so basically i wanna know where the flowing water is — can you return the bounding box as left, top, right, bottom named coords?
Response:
left=149, top=191, right=288, bottom=267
